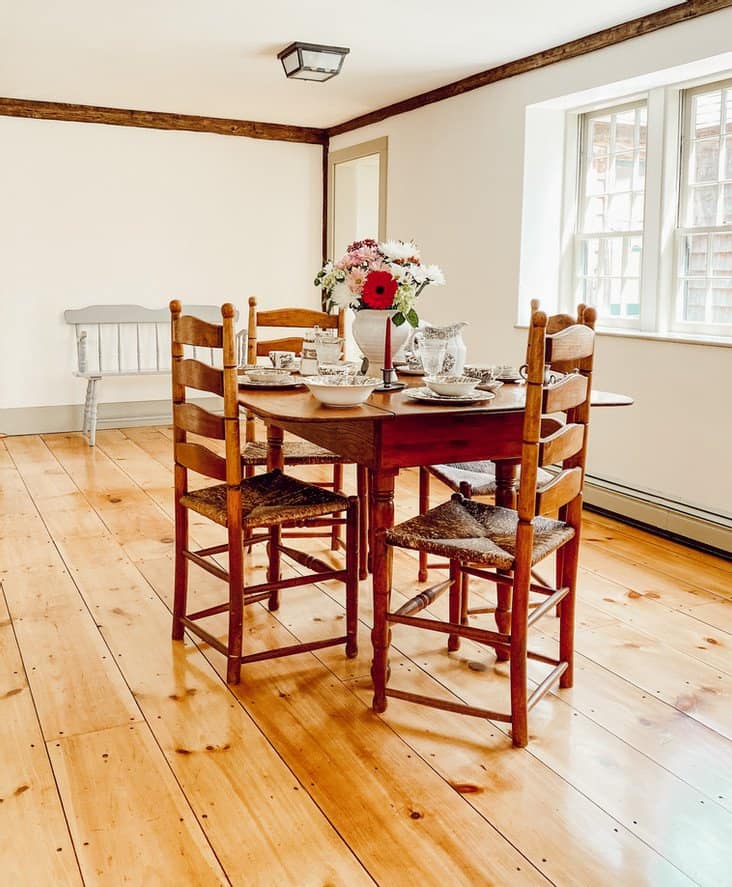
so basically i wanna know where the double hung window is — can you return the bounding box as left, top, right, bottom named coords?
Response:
left=570, top=76, right=732, bottom=341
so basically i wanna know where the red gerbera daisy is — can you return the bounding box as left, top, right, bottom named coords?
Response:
left=362, top=270, right=398, bottom=309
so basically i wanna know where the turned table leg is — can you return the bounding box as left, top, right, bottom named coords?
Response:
left=370, top=467, right=398, bottom=713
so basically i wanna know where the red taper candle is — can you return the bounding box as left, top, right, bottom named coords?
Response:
left=383, top=316, right=392, bottom=370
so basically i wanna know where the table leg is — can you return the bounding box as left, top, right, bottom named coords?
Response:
left=265, top=424, right=284, bottom=471
left=370, top=467, right=398, bottom=713
left=494, top=460, right=519, bottom=662
left=266, top=425, right=284, bottom=610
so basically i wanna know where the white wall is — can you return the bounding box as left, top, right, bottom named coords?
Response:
left=331, top=9, right=732, bottom=518
left=0, top=117, right=322, bottom=412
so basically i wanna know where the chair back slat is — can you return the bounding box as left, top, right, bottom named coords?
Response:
left=246, top=296, right=344, bottom=367
left=176, top=315, right=224, bottom=348
left=177, top=358, right=224, bottom=396
left=170, top=300, right=242, bottom=498
left=256, top=307, right=340, bottom=330
left=173, top=403, right=226, bottom=440
left=542, top=372, right=588, bottom=414
left=545, top=324, right=594, bottom=364
left=516, top=304, right=596, bottom=528
left=254, top=336, right=306, bottom=357
left=176, top=441, right=227, bottom=481
left=535, top=466, right=583, bottom=516
left=538, top=422, right=584, bottom=467
left=245, top=296, right=345, bottom=443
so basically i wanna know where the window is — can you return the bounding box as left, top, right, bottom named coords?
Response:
left=568, top=75, right=732, bottom=341
left=575, top=103, right=647, bottom=327
left=676, top=81, right=732, bottom=334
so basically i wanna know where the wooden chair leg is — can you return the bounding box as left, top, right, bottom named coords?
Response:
left=559, top=499, right=582, bottom=688
left=226, top=521, right=245, bottom=685
left=345, top=497, right=359, bottom=658
left=267, top=524, right=282, bottom=611
left=509, top=534, right=531, bottom=748
left=330, top=464, right=344, bottom=550
left=172, top=483, right=188, bottom=642
left=495, top=571, right=512, bottom=662
left=447, top=560, right=462, bottom=652
left=357, top=464, right=368, bottom=580
left=418, top=466, right=430, bottom=582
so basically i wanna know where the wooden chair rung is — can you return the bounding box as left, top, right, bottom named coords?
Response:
left=179, top=618, right=229, bottom=656
left=183, top=549, right=230, bottom=582
left=393, top=578, right=453, bottom=617
left=526, top=650, right=562, bottom=667
left=193, top=543, right=229, bottom=557
left=277, top=544, right=335, bottom=574
left=385, top=688, right=512, bottom=722
left=387, top=612, right=511, bottom=650
left=240, top=635, right=349, bottom=664
left=527, top=586, right=569, bottom=627
left=527, top=662, right=568, bottom=712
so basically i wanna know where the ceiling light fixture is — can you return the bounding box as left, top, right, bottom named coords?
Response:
left=277, top=42, right=350, bottom=82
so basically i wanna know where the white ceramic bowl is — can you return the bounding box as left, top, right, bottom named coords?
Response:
left=424, top=374, right=480, bottom=397
left=303, top=375, right=380, bottom=407
left=246, top=368, right=293, bottom=384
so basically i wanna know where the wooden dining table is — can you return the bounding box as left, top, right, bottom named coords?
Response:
left=238, top=378, right=632, bottom=711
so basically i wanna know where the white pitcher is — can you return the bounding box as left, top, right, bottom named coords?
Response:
left=417, top=322, right=468, bottom=374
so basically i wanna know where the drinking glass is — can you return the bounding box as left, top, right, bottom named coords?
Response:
left=419, top=339, right=447, bottom=377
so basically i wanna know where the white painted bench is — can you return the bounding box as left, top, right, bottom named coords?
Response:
left=64, top=304, right=240, bottom=445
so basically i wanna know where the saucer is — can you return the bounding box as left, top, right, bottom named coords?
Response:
left=405, top=387, right=496, bottom=406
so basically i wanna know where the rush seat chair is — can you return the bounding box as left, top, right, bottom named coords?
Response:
left=170, top=300, right=360, bottom=684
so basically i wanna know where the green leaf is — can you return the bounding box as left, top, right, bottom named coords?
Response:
left=406, top=309, right=419, bottom=327
left=392, top=312, right=405, bottom=327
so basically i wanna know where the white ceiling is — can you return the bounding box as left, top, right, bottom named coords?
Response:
left=1, top=1, right=678, bottom=129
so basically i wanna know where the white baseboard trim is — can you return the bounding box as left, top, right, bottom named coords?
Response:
left=0, top=396, right=223, bottom=436
left=584, top=474, right=732, bottom=556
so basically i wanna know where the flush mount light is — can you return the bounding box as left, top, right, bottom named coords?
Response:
left=277, top=42, right=350, bottom=82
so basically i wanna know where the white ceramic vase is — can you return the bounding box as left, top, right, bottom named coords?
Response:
left=351, top=309, right=411, bottom=378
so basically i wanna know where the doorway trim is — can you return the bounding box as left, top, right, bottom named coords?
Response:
left=326, top=136, right=388, bottom=260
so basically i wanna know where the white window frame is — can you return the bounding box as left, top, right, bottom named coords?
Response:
left=573, top=99, right=648, bottom=332
left=561, top=72, right=732, bottom=343
left=673, top=77, right=732, bottom=338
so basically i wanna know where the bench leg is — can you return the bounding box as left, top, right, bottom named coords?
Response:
left=88, top=379, right=100, bottom=447
left=82, top=379, right=93, bottom=437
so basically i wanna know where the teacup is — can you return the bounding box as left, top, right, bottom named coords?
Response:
left=495, top=364, right=522, bottom=380
left=315, top=338, right=343, bottom=365
left=518, top=363, right=561, bottom=385
left=269, top=350, right=296, bottom=369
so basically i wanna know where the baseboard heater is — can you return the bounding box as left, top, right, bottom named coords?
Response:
left=583, top=473, right=732, bottom=559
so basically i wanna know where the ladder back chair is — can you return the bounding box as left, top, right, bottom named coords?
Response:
left=245, top=296, right=369, bottom=579
left=415, top=302, right=594, bottom=582
left=378, top=306, right=596, bottom=746
left=170, top=300, right=360, bottom=684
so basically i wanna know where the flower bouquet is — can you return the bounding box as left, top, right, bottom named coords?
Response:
left=314, top=238, right=444, bottom=327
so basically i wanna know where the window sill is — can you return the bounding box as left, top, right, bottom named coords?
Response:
left=513, top=324, right=732, bottom=348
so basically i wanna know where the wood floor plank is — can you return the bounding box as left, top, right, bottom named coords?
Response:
left=0, top=594, right=83, bottom=885
left=16, top=435, right=376, bottom=885
left=571, top=568, right=732, bottom=675
left=382, top=618, right=731, bottom=886
left=581, top=518, right=732, bottom=600
left=574, top=620, right=732, bottom=740
left=584, top=512, right=732, bottom=578
left=4, top=428, right=731, bottom=885
left=48, top=722, right=228, bottom=885
left=57, top=433, right=545, bottom=885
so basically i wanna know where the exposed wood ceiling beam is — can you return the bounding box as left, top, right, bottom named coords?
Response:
left=0, top=97, right=328, bottom=144
left=328, top=0, right=732, bottom=137
left=1, top=2, right=730, bottom=144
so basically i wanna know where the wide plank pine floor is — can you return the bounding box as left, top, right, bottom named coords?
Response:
left=1, top=428, right=731, bottom=885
